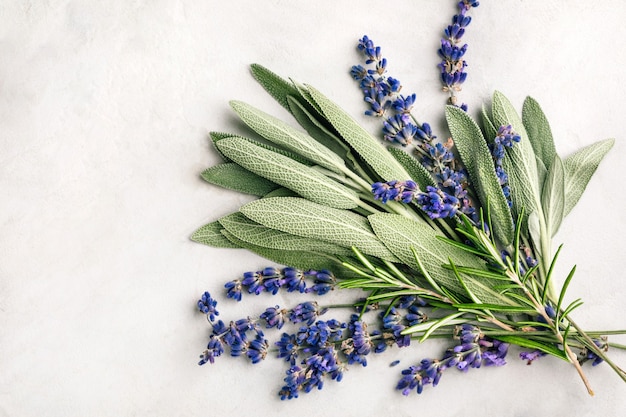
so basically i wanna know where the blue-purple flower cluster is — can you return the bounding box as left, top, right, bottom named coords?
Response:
left=197, top=292, right=270, bottom=366
left=489, top=125, right=521, bottom=206
left=371, top=180, right=462, bottom=219
left=396, top=324, right=508, bottom=395
left=351, top=36, right=435, bottom=148
left=224, top=267, right=336, bottom=301
left=439, top=0, right=479, bottom=106
left=198, top=281, right=433, bottom=399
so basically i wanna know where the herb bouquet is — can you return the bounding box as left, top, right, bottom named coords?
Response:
left=192, top=1, right=625, bottom=399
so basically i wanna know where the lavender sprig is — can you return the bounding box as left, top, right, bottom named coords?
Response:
left=439, top=1, right=479, bottom=107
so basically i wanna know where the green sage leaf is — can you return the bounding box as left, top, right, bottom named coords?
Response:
left=240, top=197, right=399, bottom=261
left=286, top=95, right=349, bottom=159
left=219, top=212, right=353, bottom=255
left=563, top=138, right=614, bottom=216
left=445, top=105, right=514, bottom=246
left=220, top=229, right=347, bottom=274
left=209, top=132, right=313, bottom=166
left=215, top=137, right=359, bottom=209
left=522, top=96, right=557, bottom=171
left=368, top=212, right=513, bottom=305
left=201, top=163, right=278, bottom=196
left=481, top=103, right=497, bottom=141
left=250, top=63, right=300, bottom=112
left=306, top=84, right=412, bottom=182
left=541, top=155, right=565, bottom=237
left=191, top=220, right=241, bottom=248
left=492, top=91, right=542, bottom=224
left=230, top=101, right=347, bottom=174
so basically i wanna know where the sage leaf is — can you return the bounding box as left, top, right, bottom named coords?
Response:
left=230, top=101, right=347, bottom=174
left=522, top=96, right=557, bottom=171
left=209, top=132, right=313, bottom=166
left=250, top=63, right=300, bottom=112
left=286, top=95, right=349, bottom=159
left=221, top=229, right=348, bottom=274
left=445, top=105, right=514, bottom=246
left=191, top=220, right=241, bottom=248
left=541, top=155, right=565, bottom=237
left=387, top=147, right=437, bottom=190
left=306, top=84, right=412, bottom=182
left=492, top=91, right=542, bottom=224
left=368, top=213, right=513, bottom=305
left=563, top=138, right=614, bottom=216
left=262, top=187, right=298, bottom=198
left=481, top=103, right=497, bottom=141
left=219, top=212, right=353, bottom=255
left=201, top=163, right=278, bottom=196
left=528, top=211, right=542, bottom=254
left=240, top=197, right=399, bottom=261
left=536, top=156, right=548, bottom=195
left=209, top=131, right=234, bottom=161
left=215, top=137, right=359, bottom=209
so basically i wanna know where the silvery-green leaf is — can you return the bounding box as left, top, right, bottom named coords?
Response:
left=209, top=131, right=233, bottom=161
left=306, top=84, right=412, bottom=182
left=220, top=229, right=348, bottom=274
left=492, top=91, right=541, bottom=223
left=219, top=212, right=353, bottom=255
left=368, top=213, right=512, bottom=305
left=528, top=211, right=542, bottom=254
left=536, top=156, right=548, bottom=194
left=216, top=137, right=359, bottom=209
left=481, top=103, right=497, bottom=141
left=240, top=197, right=399, bottom=261
left=250, top=63, right=300, bottom=112
left=387, top=147, right=437, bottom=190
left=563, top=138, right=614, bottom=216
left=191, top=220, right=241, bottom=248
left=209, top=132, right=313, bottom=166
left=445, top=105, right=514, bottom=246
left=230, top=101, right=346, bottom=174
left=262, top=187, right=298, bottom=198
left=522, top=96, right=557, bottom=171
left=201, top=163, right=278, bottom=196
left=286, top=95, right=349, bottom=159
left=541, top=155, right=565, bottom=237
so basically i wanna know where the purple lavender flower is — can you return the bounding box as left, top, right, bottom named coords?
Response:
left=197, top=291, right=219, bottom=321
left=438, top=1, right=479, bottom=106
left=306, top=270, right=337, bottom=295
left=260, top=305, right=289, bottom=329
left=198, top=336, right=224, bottom=365
left=416, top=186, right=460, bottom=219
left=289, top=301, right=328, bottom=325
left=520, top=349, right=546, bottom=365
left=224, top=279, right=243, bottom=302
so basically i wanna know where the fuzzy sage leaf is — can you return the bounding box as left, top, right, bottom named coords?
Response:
left=219, top=212, right=353, bottom=255
left=191, top=220, right=241, bottom=248
left=492, top=91, right=542, bottom=225
left=541, top=155, right=565, bottom=237
left=563, top=138, right=614, bottom=216
left=201, top=163, right=278, bottom=196
left=230, top=101, right=347, bottom=174
left=215, top=136, right=359, bottom=209
left=240, top=197, right=399, bottom=261
left=306, top=84, right=412, bottom=182
left=522, top=96, right=558, bottom=172
left=445, top=105, right=514, bottom=246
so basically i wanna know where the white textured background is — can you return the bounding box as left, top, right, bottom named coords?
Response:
left=1, top=1, right=625, bottom=416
